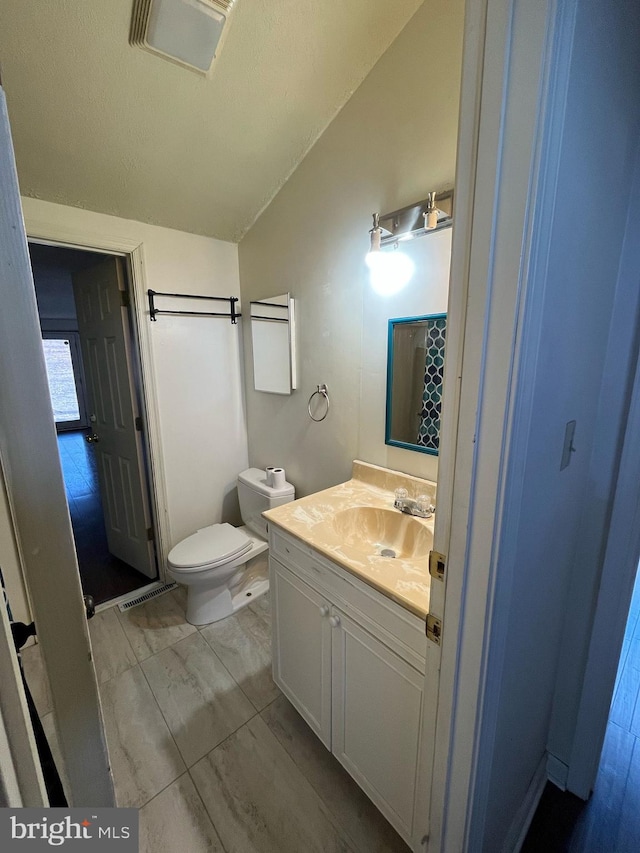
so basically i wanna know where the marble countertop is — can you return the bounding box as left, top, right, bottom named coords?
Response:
left=263, top=460, right=435, bottom=618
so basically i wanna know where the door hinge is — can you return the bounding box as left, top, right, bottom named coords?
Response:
left=120, top=289, right=130, bottom=308
left=429, top=549, right=446, bottom=581
left=135, top=416, right=143, bottom=432
left=146, top=527, right=154, bottom=542
left=426, top=613, right=442, bottom=645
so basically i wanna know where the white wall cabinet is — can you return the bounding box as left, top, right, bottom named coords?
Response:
left=269, top=525, right=428, bottom=847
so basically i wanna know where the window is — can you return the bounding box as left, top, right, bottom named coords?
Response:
left=41, top=333, right=88, bottom=430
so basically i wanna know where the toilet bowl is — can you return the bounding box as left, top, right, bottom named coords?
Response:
left=167, top=468, right=294, bottom=625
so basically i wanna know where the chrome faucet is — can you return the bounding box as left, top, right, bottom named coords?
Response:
left=393, top=489, right=435, bottom=519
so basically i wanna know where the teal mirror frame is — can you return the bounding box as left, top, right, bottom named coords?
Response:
left=385, top=313, right=447, bottom=456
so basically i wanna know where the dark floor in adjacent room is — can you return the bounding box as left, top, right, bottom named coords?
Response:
left=57, top=430, right=151, bottom=605
left=522, top=569, right=640, bottom=852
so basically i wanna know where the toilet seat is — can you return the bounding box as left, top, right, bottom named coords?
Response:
left=168, top=523, right=252, bottom=572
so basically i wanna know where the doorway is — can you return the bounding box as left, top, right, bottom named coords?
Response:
left=570, top=563, right=640, bottom=846
left=29, top=242, right=158, bottom=605
left=522, top=566, right=640, bottom=850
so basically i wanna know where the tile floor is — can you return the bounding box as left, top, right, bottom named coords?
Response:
left=24, top=588, right=408, bottom=853
left=57, top=430, right=154, bottom=604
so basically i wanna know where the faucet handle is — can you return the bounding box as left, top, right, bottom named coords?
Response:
left=416, top=494, right=430, bottom=513
left=416, top=495, right=436, bottom=516
left=394, top=487, right=408, bottom=508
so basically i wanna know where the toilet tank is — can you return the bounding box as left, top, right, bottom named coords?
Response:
left=237, top=468, right=295, bottom=539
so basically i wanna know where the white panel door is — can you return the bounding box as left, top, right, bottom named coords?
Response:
left=73, top=258, right=155, bottom=577
left=331, top=608, right=423, bottom=844
left=271, top=559, right=332, bottom=747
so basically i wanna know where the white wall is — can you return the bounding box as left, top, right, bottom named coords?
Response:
left=21, top=198, right=249, bottom=552
left=474, top=0, right=640, bottom=848
left=238, top=0, right=464, bottom=497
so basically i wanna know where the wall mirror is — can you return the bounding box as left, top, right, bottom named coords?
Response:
left=386, top=313, right=447, bottom=455
left=250, top=293, right=297, bottom=394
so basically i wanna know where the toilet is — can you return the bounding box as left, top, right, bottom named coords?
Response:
left=167, top=468, right=295, bottom=626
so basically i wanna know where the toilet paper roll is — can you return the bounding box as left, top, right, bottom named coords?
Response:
left=271, top=468, right=286, bottom=488
left=265, top=467, right=276, bottom=487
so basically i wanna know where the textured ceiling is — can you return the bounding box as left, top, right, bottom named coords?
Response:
left=0, top=0, right=423, bottom=241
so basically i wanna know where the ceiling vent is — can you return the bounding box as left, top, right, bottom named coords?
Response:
left=130, top=0, right=237, bottom=75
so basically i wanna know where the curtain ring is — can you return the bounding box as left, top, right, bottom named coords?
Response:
left=308, top=384, right=330, bottom=422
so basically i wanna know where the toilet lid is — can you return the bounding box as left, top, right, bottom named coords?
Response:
left=168, top=523, right=252, bottom=571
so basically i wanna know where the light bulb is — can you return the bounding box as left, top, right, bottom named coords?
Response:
left=367, top=212, right=382, bottom=267
left=426, top=208, right=438, bottom=229
left=368, top=250, right=414, bottom=295
left=365, top=248, right=382, bottom=269
left=425, top=192, right=438, bottom=230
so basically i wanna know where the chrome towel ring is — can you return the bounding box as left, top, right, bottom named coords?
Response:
left=308, top=384, right=330, bottom=422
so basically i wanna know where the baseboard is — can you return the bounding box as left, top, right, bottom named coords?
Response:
left=546, top=752, right=568, bottom=790
left=502, top=752, right=548, bottom=853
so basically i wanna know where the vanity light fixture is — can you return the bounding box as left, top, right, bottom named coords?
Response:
left=130, top=0, right=237, bottom=75
left=365, top=190, right=453, bottom=295
left=373, top=189, right=454, bottom=247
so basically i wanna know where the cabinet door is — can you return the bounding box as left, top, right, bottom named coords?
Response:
left=331, top=609, right=423, bottom=843
left=271, top=558, right=332, bottom=748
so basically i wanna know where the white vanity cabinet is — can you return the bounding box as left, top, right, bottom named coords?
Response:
left=269, top=525, right=428, bottom=847
left=271, top=560, right=333, bottom=747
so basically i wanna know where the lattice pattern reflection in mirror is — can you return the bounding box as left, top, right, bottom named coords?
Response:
left=417, top=316, right=447, bottom=450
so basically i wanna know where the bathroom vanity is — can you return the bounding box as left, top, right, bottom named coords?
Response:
left=264, top=461, right=437, bottom=849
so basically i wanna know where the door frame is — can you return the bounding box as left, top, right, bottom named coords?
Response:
left=428, top=0, right=563, bottom=848
left=0, top=84, right=114, bottom=806
left=26, top=226, right=171, bottom=585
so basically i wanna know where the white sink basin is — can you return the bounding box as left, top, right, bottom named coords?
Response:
left=331, top=506, right=432, bottom=559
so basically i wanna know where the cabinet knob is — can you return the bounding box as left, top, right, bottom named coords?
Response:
left=319, top=605, right=329, bottom=617
left=329, top=615, right=340, bottom=628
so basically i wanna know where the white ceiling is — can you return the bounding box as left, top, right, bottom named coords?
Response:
left=0, top=0, right=424, bottom=242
